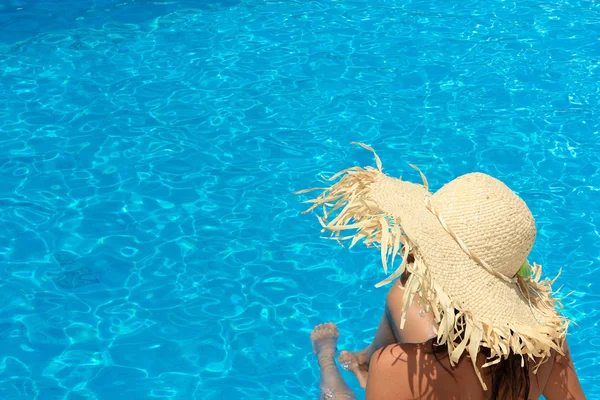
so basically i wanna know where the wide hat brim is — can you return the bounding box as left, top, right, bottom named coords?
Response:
left=296, top=143, right=569, bottom=390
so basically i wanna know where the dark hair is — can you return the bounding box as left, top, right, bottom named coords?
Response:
left=429, top=335, right=531, bottom=400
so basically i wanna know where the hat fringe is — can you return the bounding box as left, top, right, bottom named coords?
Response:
left=296, top=163, right=570, bottom=391
left=297, top=165, right=409, bottom=278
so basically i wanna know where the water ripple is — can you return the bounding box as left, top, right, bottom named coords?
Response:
left=0, top=0, right=599, bottom=398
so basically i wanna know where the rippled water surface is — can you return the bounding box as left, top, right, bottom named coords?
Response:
left=1, top=0, right=599, bottom=399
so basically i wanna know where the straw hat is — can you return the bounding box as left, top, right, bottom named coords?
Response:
left=296, top=142, right=569, bottom=389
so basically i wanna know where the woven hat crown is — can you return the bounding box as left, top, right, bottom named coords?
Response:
left=430, top=172, right=536, bottom=278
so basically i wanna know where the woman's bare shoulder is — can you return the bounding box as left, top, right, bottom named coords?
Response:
left=365, top=344, right=468, bottom=400
left=365, top=345, right=414, bottom=400
left=543, top=341, right=586, bottom=400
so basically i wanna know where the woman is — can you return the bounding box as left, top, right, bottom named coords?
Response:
left=297, top=143, right=586, bottom=399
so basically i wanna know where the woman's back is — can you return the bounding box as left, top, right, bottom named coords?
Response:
left=366, top=342, right=585, bottom=399
left=364, top=281, right=586, bottom=400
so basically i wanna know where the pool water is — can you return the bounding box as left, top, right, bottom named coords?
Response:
left=1, top=0, right=599, bottom=398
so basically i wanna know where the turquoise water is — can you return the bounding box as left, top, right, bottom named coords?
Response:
left=0, top=0, right=599, bottom=398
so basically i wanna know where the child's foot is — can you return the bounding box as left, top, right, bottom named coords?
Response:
left=338, top=347, right=370, bottom=389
